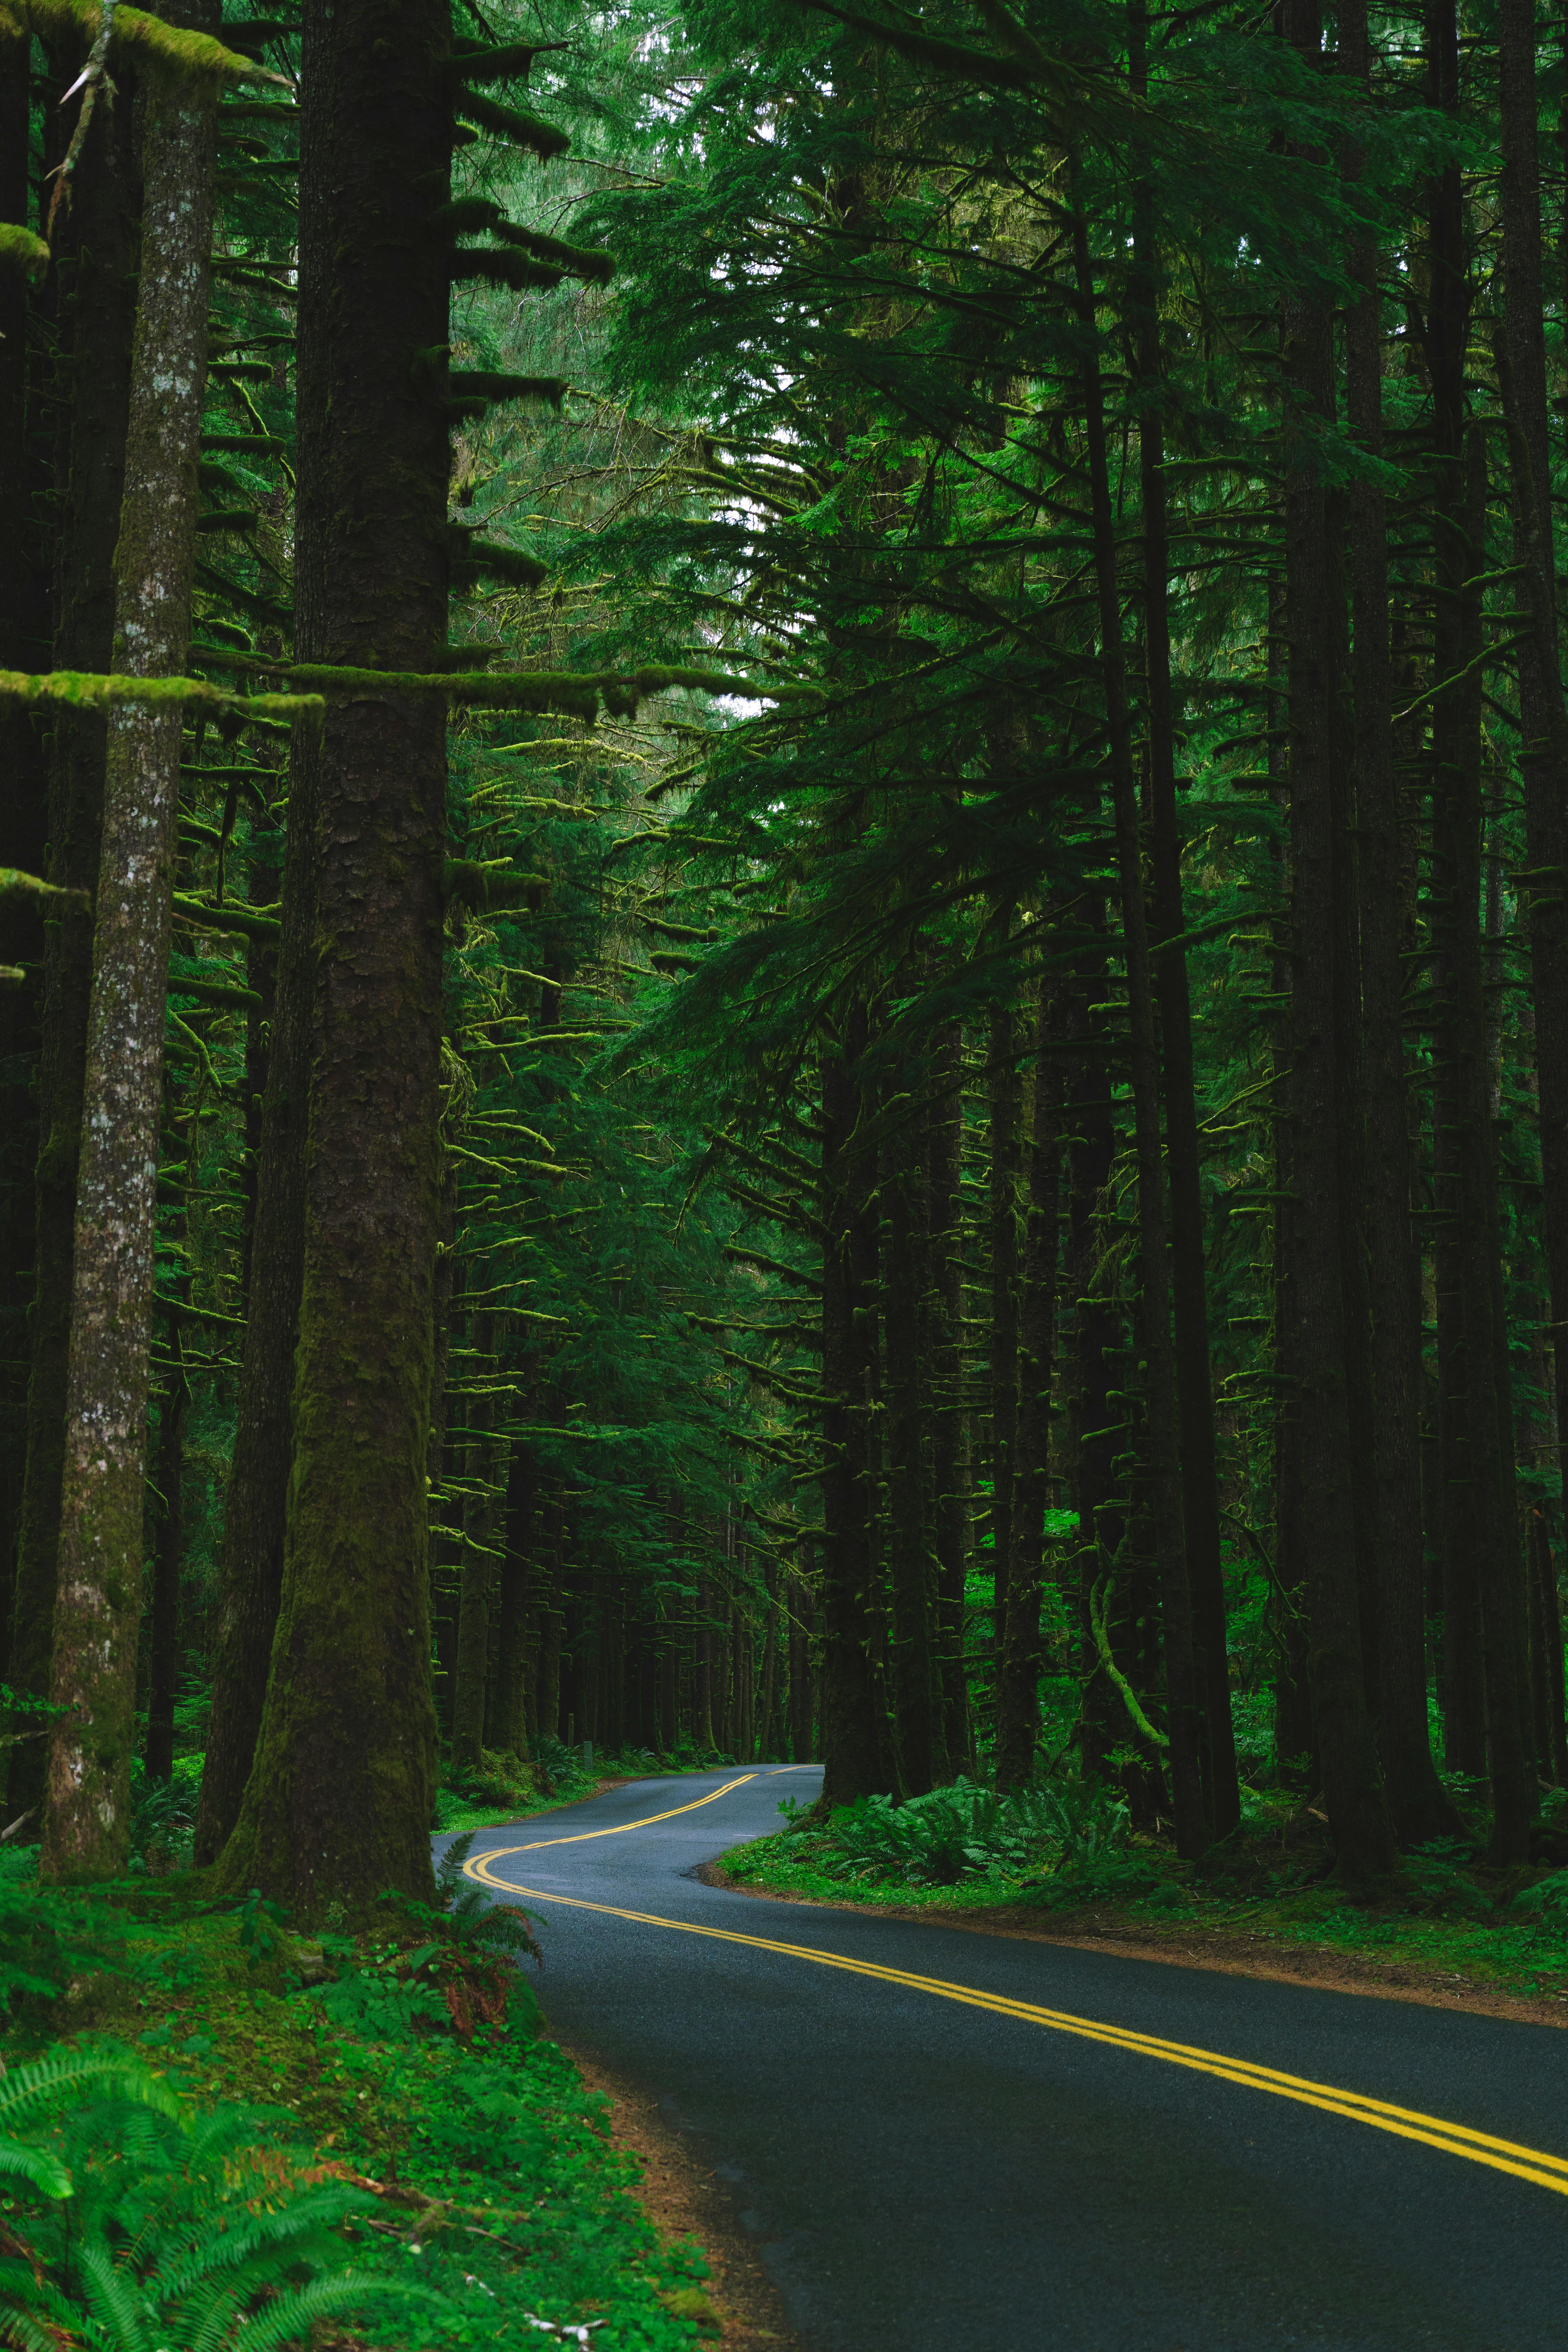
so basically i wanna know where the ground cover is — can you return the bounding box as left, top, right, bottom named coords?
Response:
left=719, top=1779, right=1568, bottom=2013
left=0, top=1837, right=723, bottom=2349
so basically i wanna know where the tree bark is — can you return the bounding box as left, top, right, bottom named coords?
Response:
left=43, top=33, right=218, bottom=1881
left=213, top=0, right=448, bottom=1916
left=10, top=57, right=140, bottom=1825
left=1499, top=0, right=1568, bottom=1589
left=1344, top=0, right=1458, bottom=1843
left=1277, top=15, right=1396, bottom=1876
left=1131, top=1, right=1239, bottom=1843
left=192, top=730, right=318, bottom=1864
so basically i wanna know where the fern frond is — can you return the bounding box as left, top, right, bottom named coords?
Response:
left=224, top=2272, right=443, bottom=2352
left=76, top=2238, right=154, bottom=2352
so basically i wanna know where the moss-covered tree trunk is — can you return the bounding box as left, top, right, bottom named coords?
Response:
left=41, top=38, right=218, bottom=1882
left=10, top=55, right=140, bottom=1826
left=214, top=0, right=449, bottom=1917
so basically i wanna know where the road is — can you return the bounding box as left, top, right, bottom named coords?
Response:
left=440, top=1767, right=1568, bottom=2350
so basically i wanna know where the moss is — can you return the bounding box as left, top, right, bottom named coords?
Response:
left=0, top=667, right=321, bottom=722
left=452, top=89, right=570, bottom=160
left=0, top=221, right=50, bottom=282
left=0, top=0, right=280, bottom=89
left=448, top=369, right=566, bottom=409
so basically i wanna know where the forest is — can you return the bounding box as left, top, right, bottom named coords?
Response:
left=4, top=0, right=1568, bottom=1939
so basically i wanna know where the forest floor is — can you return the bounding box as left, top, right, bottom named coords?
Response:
left=2, top=1861, right=730, bottom=2351
left=435, top=1749, right=738, bottom=1836
left=713, top=1809, right=1568, bottom=2025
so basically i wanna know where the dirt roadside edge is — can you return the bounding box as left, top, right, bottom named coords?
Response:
left=697, top=1861, right=1568, bottom=2029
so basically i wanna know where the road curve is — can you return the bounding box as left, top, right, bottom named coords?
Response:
left=438, top=1770, right=1568, bottom=2349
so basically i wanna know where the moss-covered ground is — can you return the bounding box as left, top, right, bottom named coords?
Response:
left=2, top=1855, right=725, bottom=2349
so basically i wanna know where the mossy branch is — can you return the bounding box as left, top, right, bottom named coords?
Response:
left=0, top=222, right=50, bottom=280
left=449, top=370, right=566, bottom=411
left=446, top=35, right=565, bottom=85
left=453, top=88, right=569, bottom=159
left=447, top=525, right=548, bottom=591
left=0, top=868, right=90, bottom=913
left=191, top=644, right=822, bottom=718
left=171, top=893, right=281, bottom=941
left=1088, top=1577, right=1170, bottom=1749
left=1, top=0, right=291, bottom=87
left=447, top=246, right=564, bottom=295
left=0, top=668, right=321, bottom=722
left=168, top=974, right=263, bottom=1010
left=444, top=858, right=547, bottom=913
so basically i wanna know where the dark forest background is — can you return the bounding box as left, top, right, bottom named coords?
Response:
left=3, top=0, right=1566, bottom=1904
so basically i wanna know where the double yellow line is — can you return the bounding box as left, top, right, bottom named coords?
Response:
left=463, top=1771, right=1568, bottom=2199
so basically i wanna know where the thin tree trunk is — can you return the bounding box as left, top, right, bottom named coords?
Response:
left=997, top=981, right=1062, bottom=1789
left=10, top=66, right=140, bottom=1825
left=452, top=1308, right=500, bottom=1772
left=493, top=1441, right=535, bottom=1760
left=988, top=992, right=1020, bottom=1671
left=926, top=1023, right=970, bottom=1770
left=43, top=34, right=218, bottom=1881
left=817, top=1032, right=888, bottom=1808
left=1072, top=188, right=1209, bottom=1858
left=883, top=1088, right=935, bottom=1795
left=213, top=0, right=448, bottom=1916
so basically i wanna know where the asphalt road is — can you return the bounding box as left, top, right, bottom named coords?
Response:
left=438, top=1768, right=1568, bottom=2350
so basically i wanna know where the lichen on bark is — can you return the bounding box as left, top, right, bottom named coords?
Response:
left=41, top=4, right=220, bottom=1883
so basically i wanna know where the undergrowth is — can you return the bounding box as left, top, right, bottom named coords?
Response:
left=731, top=1776, right=1568, bottom=2004
left=0, top=1834, right=723, bottom=2348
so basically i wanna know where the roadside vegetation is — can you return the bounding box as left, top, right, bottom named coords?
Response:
left=0, top=1834, right=722, bottom=2352
left=727, top=1735, right=1568, bottom=2009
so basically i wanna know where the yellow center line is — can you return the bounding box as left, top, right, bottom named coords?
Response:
left=462, top=1790, right=1568, bottom=2202
left=468, top=1773, right=760, bottom=1854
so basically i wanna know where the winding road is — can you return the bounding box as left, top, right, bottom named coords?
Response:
left=440, top=1768, right=1568, bottom=2349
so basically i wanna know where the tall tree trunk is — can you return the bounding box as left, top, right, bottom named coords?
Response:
left=1499, top=0, right=1568, bottom=1579
left=1131, top=2, right=1240, bottom=1842
left=43, top=33, right=218, bottom=1881
left=1344, top=0, right=1458, bottom=1843
left=214, top=0, right=448, bottom=1916
left=192, top=730, right=318, bottom=1863
left=1073, top=189, right=1210, bottom=1857
left=1439, top=427, right=1532, bottom=1859
left=1277, top=8, right=1396, bottom=1876
left=997, top=981, right=1062, bottom=1789
left=789, top=1551, right=816, bottom=1761
left=1065, top=927, right=1121, bottom=1782
left=10, top=64, right=140, bottom=1825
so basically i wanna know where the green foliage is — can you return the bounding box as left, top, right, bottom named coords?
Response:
left=816, top=1776, right=1136, bottom=1889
